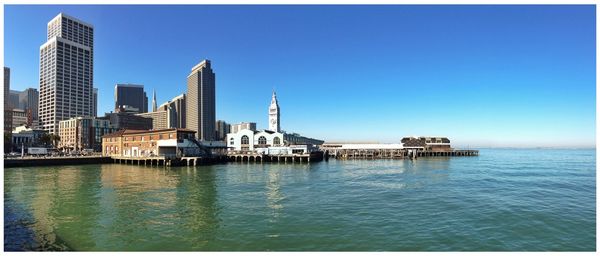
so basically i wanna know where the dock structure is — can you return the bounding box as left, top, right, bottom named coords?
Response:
left=110, top=155, right=227, bottom=167
left=320, top=140, right=478, bottom=160
left=227, top=151, right=324, bottom=163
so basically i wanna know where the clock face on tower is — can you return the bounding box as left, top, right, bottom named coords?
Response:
left=271, top=119, right=276, bottom=125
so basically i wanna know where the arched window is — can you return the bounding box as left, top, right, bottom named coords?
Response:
left=258, top=136, right=267, bottom=145
left=273, top=137, right=281, bottom=145
left=241, top=135, right=249, bottom=145
left=229, top=137, right=235, bottom=145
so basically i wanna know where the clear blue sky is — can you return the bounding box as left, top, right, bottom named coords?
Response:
left=4, top=5, right=596, bottom=147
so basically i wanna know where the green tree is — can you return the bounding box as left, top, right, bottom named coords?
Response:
left=50, top=134, right=61, bottom=149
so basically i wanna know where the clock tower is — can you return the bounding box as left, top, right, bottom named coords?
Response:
left=269, top=90, right=280, bottom=132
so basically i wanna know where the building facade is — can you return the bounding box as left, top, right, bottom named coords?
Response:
left=39, top=13, right=94, bottom=134
left=135, top=108, right=174, bottom=130
left=92, top=87, right=98, bottom=117
left=11, top=109, right=27, bottom=128
left=401, top=136, right=452, bottom=151
left=11, top=125, right=49, bottom=150
left=4, top=67, right=13, bottom=137
left=226, top=129, right=284, bottom=151
left=114, top=83, right=148, bottom=113
left=158, top=93, right=186, bottom=128
left=269, top=91, right=280, bottom=132
left=102, top=128, right=203, bottom=157
left=231, top=122, right=257, bottom=133
left=100, top=112, right=153, bottom=130
left=58, top=116, right=118, bottom=151
left=215, top=120, right=230, bottom=141
left=186, top=59, right=216, bottom=141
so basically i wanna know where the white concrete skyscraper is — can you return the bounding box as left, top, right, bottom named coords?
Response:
left=38, top=13, right=94, bottom=134
left=268, top=90, right=280, bottom=132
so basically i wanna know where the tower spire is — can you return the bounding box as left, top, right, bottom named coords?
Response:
left=152, top=89, right=157, bottom=112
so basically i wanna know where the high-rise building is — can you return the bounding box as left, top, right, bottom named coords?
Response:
left=158, top=93, right=186, bottom=128
left=9, top=90, right=20, bottom=109
left=215, top=120, right=231, bottom=141
left=231, top=122, right=257, bottom=133
left=269, top=91, right=281, bottom=132
left=39, top=13, right=94, bottom=134
left=92, top=87, right=98, bottom=117
left=186, top=59, right=216, bottom=141
left=135, top=108, right=174, bottom=130
left=4, top=67, right=13, bottom=136
left=114, top=83, right=148, bottom=113
left=20, top=88, right=39, bottom=123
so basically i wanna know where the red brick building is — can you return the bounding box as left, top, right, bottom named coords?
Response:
left=102, top=128, right=203, bottom=157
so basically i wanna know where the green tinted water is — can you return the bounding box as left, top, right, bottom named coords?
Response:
left=4, top=149, right=596, bottom=251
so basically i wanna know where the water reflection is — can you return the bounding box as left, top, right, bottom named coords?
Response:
left=340, top=158, right=452, bottom=190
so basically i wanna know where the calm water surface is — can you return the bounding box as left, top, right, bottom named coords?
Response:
left=4, top=149, right=596, bottom=251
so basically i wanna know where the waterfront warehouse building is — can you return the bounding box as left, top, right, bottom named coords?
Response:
left=102, top=128, right=204, bottom=157
left=401, top=136, right=451, bottom=151
left=39, top=13, right=94, bottom=134
left=114, top=83, right=148, bottom=113
left=58, top=116, right=119, bottom=151
left=186, top=59, right=216, bottom=141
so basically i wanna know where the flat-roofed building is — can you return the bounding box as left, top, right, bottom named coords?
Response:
left=101, top=128, right=203, bottom=157
left=401, top=136, right=452, bottom=151
left=39, top=13, right=95, bottom=134
left=58, top=116, right=118, bottom=151
left=100, top=112, right=153, bottom=130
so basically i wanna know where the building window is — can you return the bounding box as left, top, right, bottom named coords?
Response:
left=230, top=137, right=234, bottom=145
left=258, top=136, right=267, bottom=145
left=241, top=135, right=249, bottom=145
left=273, top=137, right=281, bottom=145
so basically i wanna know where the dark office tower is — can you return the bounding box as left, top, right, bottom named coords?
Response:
left=20, top=88, right=39, bottom=124
left=4, top=67, right=12, bottom=135
left=114, top=84, right=148, bottom=113
left=39, top=13, right=94, bottom=134
left=92, top=87, right=98, bottom=117
left=186, top=59, right=215, bottom=141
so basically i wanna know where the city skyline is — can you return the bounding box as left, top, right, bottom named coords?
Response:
left=4, top=5, right=596, bottom=147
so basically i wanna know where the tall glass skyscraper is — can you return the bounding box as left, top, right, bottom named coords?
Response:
left=38, top=13, right=94, bottom=134
left=186, top=59, right=216, bottom=141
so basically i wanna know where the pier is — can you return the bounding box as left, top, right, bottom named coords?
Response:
left=320, top=143, right=478, bottom=160
left=227, top=151, right=324, bottom=163
left=110, top=155, right=227, bottom=167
